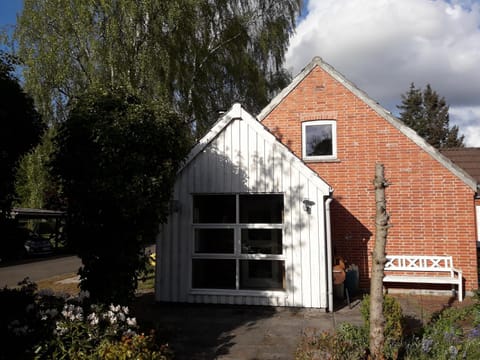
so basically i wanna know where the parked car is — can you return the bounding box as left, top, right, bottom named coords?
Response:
left=24, top=229, right=53, bottom=256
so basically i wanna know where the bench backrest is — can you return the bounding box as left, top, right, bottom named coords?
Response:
left=385, top=255, right=454, bottom=275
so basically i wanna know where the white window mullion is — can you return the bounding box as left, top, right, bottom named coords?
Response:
left=235, top=259, right=240, bottom=290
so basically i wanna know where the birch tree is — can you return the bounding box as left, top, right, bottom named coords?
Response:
left=16, top=0, right=301, bottom=132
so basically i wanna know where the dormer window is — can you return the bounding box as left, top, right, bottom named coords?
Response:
left=302, top=120, right=337, bottom=161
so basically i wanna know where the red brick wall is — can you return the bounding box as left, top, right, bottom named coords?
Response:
left=262, top=66, right=478, bottom=291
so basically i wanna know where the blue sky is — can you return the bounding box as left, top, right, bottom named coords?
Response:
left=0, top=0, right=22, bottom=31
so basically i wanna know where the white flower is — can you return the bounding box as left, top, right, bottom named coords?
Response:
left=61, top=304, right=83, bottom=321
left=38, top=288, right=54, bottom=297
left=117, top=312, right=126, bottom=322
left=109, top=304, right=121, bottom=313
left=122, top=306, right=129, bottom=315
left=104, top=310, right=117, bottom=324
left=12, top=325, right=29, bottom=336
left=46, top=308, right=58, bottom=318
left=87, top=312, right=99, bottom=326
left=123, top=329, right=136, bottom=337
left=78, top=290, right=90, bottom=301
left=126, top=317, right=137, bottom=327
left=55, top=322, right=68, bottom=336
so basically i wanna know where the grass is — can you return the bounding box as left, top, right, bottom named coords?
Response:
left=34, top=269, right=155, bottom=296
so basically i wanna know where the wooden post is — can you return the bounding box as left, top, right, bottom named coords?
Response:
left=369, top=163, right=390, bottom=359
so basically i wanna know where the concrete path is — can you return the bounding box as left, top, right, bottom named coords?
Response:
left=133, top=295, right=363, bottom=360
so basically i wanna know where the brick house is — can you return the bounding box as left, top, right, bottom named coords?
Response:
left=440, top=148, right=480, bottom=246
left=259, top=57, right=479, bottom=294
left=156, top=57, right=479, bottom=310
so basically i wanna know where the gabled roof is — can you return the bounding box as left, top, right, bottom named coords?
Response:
left=257, top=57, right=478, bottom=192
left=440, top=148, right=480, bottom=183
left=179, top=103, right=332, bottom=193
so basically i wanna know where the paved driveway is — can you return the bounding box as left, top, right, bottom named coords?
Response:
left=0, top=255, right=81, bottom=287
left=132, top=294, right=363, bottom=360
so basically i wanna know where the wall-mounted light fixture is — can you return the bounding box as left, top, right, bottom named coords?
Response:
left=303, top=199, right=315, bottom=214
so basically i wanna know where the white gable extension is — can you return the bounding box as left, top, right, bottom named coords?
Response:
left=156, top=104, right=333, bottom=308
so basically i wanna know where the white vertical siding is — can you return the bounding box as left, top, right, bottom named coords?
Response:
left=156, top=117, right=331, bottom=308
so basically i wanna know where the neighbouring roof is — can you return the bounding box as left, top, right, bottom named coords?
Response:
left=440, top=148, right=480, bottom=183
left=257, top=56, right=478, bottom=192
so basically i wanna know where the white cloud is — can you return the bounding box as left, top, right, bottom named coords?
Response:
left=287, top=0, right=480, bottom=147
left=450, top=106, right=480, bottom=146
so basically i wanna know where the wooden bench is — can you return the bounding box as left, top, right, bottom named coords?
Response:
left=383, top=255, right=463, bottom=302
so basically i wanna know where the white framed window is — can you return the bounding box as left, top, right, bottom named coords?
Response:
left=302, top=120, right=337, bottom=160
left=191, top=194, right=285, bottom=291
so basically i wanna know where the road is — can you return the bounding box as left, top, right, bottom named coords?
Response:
left=0, top=255, right=82, bottom=288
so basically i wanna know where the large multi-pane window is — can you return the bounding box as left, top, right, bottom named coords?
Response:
left=192, top=194, right=285, bottom=291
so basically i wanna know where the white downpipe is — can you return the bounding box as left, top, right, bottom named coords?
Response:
left=325, top=197, right=334, bottom=312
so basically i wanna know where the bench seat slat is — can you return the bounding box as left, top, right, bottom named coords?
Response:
left=383, top=275, right=460, bottom=284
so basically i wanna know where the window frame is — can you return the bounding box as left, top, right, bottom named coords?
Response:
left=191, top=193, right=286, bottom=295
left=302, top=120, right=337, bottom=161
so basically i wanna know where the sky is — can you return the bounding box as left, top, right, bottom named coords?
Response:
left=286, top=0, right=480, bottom=147
left=1, top=0, right=479, bottom=146
left=0, top=0, right=21, bottom=32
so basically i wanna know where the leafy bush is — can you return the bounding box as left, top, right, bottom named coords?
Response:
left=361, top=294, right=404, bottom=358
left=96, top=334, right=173, bottom=360
left=295, top=324, right=368, bottom=360
left=295, top=294, right=404, bottom=360
left=1, top=280, right=172, bottom=359
left=404, top=306, right=480, bottom=359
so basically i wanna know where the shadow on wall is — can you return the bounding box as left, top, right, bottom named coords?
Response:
left=330, top=199, right=372, bottom=290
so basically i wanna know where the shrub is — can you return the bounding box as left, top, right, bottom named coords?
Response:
left=1, top=280, right=172, bottom=359
left=96, top=333, right=173, bottom=360
left=404, top=306, right=480, bottom=359
left=360, top=294, right=404, bottom=358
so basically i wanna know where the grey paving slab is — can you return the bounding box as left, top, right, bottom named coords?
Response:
left=132, top=295, right=364, bottom=360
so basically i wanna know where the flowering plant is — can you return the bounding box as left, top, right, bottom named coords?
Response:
left=1, top=279, right=171, bottom=359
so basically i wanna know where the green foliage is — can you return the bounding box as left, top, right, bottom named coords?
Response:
left=404, top=306, right=480, bottom=359
left=397, top=83, right=464, bottom=149
left=0, top=279, right=172, bottom=359
left=0, top=51, right=44, bottom=217
left=361, top=294, right=404, bottom=346
left=51, top=89, right=191, bottom=304
left=16, top=0, right=301, bottom=134
left=96, top=334, right=173, bottom=360
left=15, top=127, right=62, bottom=209
left=14, top=0, right=300, bottom=212
left=295, top=324, right=368, bottom=360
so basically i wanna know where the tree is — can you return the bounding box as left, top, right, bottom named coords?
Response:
left=397, top=83, right=464, bottom=148
left=14, top=128, right=61, bottom=209
left=51, top=89, right=191, bottom=304
left=0, top=52, right=43, bottom=217
left=369, top=163, right=390, bottom=359
left=16, top=0, right=301, bottom=134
